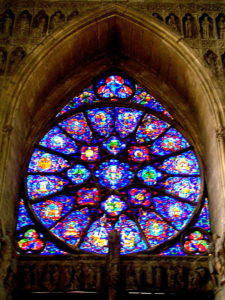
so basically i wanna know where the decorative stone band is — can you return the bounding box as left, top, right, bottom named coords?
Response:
left=17, top=255, right=212, bottom=295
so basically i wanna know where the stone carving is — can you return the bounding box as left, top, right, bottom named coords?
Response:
left=71, top=264, right=82, bottom=290
left=16, top=10, right=31, bottom=36
left=183, top=14, right=195, bottom=38
left=0, top=48, right=7, bottom=75
left=204, top=49, right=218, bottom=76
left=1, top=10, right=14, bottom=36
left=217, top=14, right=225, bottom=39
left=67, top=10, right=79, bottom=22
left=200, top=14, right=213, bottom=39
left=32, top=10, right=48, bottom=37
left=166, top=13, right=180, bottom=33
left=152, top=13, right=163, bottom=22
left=7, top=47, right=26, bottom=74
left=50, top=11, right=65, bottom=31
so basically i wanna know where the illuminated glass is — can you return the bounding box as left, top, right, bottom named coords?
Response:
left=16, top=72, right=209, bottom=256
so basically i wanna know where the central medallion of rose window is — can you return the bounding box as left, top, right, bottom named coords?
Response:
left=94, top=159, right=134, bottom=189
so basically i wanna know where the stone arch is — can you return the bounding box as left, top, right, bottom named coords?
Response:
left=0, top=3, right=224, bottom=283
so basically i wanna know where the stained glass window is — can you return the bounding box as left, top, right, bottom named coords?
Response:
left=16, top=71, right=211, bottom=256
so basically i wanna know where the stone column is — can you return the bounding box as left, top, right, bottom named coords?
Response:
left=107, top=229, right=121, bottom=300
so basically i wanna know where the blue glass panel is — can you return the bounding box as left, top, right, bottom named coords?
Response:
left=153, top=196, right=195, bottom=230
left=132, top=86, right=172, bottom=119
left=41, top=241, right=68, bottom=255
left=128, top=188, right=151, bottom=207
left=194, top=198, right=210, bottom=230
left=158, top=151, right=200, bottom=175
left=136, top=114, right=169, bottom=143
left=67, top=164, right=91, bottom=184
left=138, top=210, right=178, bottom=247
left=80, top=215, right=113, bottom=254
left=101, top=195, right=127, bottom=216
left=158, top=177, right=201, bottom=202
left=115, top=108, right=143, bottom=138
left=28, top=149, right=70, bottom=173
left=59, top=113, right=92, bottom=143
left=94, top=159, right=134, bottom=189
left=115, top=214, right=148, bottom=254
left=39, top=126, right=78, bottom=155
left=51, top=208, right=90, bottom=246
left=26, top=175, right=69, bottom=200
left=96, top=75, right=133, bottom=99
left=159, top=243, right=186, bottom=256
left=58, top=86, right=99, bottom=116
left=137, top=165, right=163, bottom=186
left=103, top=136, right=126, bottom=155
left=151, top=128, right=190, bottom=156
left=16, top=199, right=35, bottom=230
left=32, top=195, right=75, bottom=228
left=86, top=108, right=114, bottom=137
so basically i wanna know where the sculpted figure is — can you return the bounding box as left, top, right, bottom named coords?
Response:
left=152, top=13, right=163, bottom=22
left=204, top=50, right=218, bottom=76
left=167, top=14, right=179, bottom=32
left=33, top=12, right=47, bottom=37
left=218, top=16, right=225, bottom=39
left=67, top=10, right=79, bottom=22
left=201, top=16, right=211, bottom=39
left=7, top=47, right=26, bottom=74
left=2, top=12, right=13, bottom=35
left=184, top=15, right=193, bottom=38
left=72, top=264, right=82, bottom=290
left=17, top=11, right=30, bottom=36
left=50, top=11, right=64, bottom=30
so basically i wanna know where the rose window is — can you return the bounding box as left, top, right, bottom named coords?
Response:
left=16, top=72, right=210, bottom=255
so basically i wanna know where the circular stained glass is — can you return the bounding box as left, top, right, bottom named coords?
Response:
left=18, top=72, right=205, bottom=256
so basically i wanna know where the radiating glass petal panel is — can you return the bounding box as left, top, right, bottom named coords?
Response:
left=51, top=208, right=90, bottom=246
left=158, top=151, right=200, bottom=175
left=153, top=196, right=195, bottom=230
left=132, top=86, right=172, bottom=119
left=115, top=108, right=143, bottom=138
left=39, top=126, right=78, bottom=155
left=138, top=210, right=178, bottom=247
left=86, top=108, right=114, bottom=137
left=67, top=164, right=91, bottom=185
left=80, top=215, right=113, bottom=254
left=151, top=128, right=190, bottom=156
left=115, top=214, right=148, bottom=254
left=28, top=149, right=69, bottom=173
left=59, top=113, right=92, bottom=143
left=32, top=196, right=75, bottom=228
left=159, top=177, right=201, bottom=202
left=136, top=114, right=169, bottom=143
left=26, top=175, right=69, bottom=200
left=95, top=159, right=134, bottom=189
